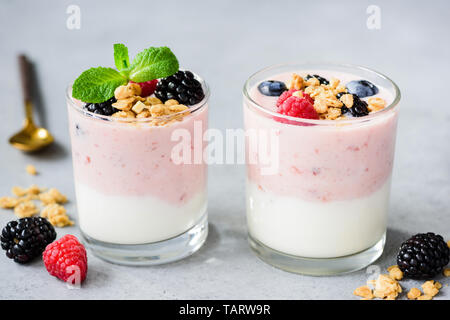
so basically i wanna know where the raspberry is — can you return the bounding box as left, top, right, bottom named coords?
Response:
left=276, top=89, right=297, bottom=107
left=131, top=79, right=158, bottom=97
left=277, top=94, right=318, bottom=119
left=43, top=235, right=87, bottom=284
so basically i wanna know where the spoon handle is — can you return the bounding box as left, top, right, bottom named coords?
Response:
left=18, top=54, right=32, bottom=102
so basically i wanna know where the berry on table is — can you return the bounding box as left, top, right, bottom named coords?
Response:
left=397, top=232, right=449, bottom=279
left=258, top=80, right=287, bottom=96
left=1, top=217, right=57, bottom=264
left=346, top=80, right=379, bottom=98
left=43, top=234, right=87, bottom=284
left=84, top=97, right=118, bottom=116
left=155, top=70, right=205, bottom=105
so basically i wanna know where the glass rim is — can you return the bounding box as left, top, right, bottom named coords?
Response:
left=243, top=62, right=401, bottom=125
left=66, top=71, right=210, bottom=123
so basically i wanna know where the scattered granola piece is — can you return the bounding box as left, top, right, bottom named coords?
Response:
left=353, top=285, right=374, bottom=300
left=26, top=164, right=37, bottom=175
left=373, top=274, right=402, bottom=300
left=447, top=240, right=450, bottom=248
left=407, top=288, right=422, bottom=300
left=0, top=197, right=20, bottom=209
left=444, top=268, right=450, bottom=277
left=416, top=294, right=433, bottom=300
left=11, top=186, right=27, bottom=197
left=387, top=265, right=404, bottom=280
left=39, top=188, right=67, bottom=205
left=14, top=201, right=38, bottom=218
left=421, top=280, right=440, bottom=297
left=40, top=204, right=74, bottom=227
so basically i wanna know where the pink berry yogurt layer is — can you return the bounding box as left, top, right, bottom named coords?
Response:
left=68, top=98, right=208, bottom=206
left=245, top=70, right=398, bottom=203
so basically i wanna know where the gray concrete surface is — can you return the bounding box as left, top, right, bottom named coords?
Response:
left=0, top=0, right=448, bottom=299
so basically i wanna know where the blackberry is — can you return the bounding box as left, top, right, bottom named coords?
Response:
left=349, top=94, right=369, bottom=117
left=305, top=74, right=329, bottom=85
left=1, top=217, right=57, bottom=264
left=155, top=70, right=205, bottom=105
left=84, top=97, right=118, bottom=116
left=397, top=232, right=449, bottom=279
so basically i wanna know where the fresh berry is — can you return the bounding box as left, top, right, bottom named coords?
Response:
left=346, top=80, right=378, bottom=98
left=349, top=94, right=369, bottom=117
left=397, top=232, right=449, bottom=279
left=155, top=70, right=204, bottom=105
left=131, top=79, right=158, bottom=97
left=1, top=217, right=56, bottom=264
left=276, top=89, right=297, bottom=107
left=258, top=80, right=287, bottom=96
left=305, top=74, right=329, bottom=85
left=277, top=94, right=318, bottom=119
left=84, top=97, right=118, bottom=116
left=43, top=234, right=87, bottom=284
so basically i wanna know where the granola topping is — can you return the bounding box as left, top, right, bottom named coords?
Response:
left=111, top=82, right=190, bottom=126
left=278, top=73, right=387, bottom=120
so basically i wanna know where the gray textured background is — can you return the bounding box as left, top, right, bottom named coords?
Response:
left=0, top=0, right=449, bottom=299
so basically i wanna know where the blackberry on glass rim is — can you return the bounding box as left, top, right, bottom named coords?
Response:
left=155, top=70, right=205, bottom=105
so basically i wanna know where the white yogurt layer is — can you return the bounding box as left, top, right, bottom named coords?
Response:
left=246, top=179, right=391, bottom=258
left=75, top=183, right=207, bottom=244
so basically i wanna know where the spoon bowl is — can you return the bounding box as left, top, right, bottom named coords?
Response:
left=9, top=55, right=54, bottom=152
left=9, top=119, right=54, bottom=152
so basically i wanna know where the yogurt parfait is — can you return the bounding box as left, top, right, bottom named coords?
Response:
left=67, top=44, right=209, bottom=265
left=244, top=63, right=400, bottom=275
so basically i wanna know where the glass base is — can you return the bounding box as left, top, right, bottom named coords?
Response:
left=81, top=214, right=208, bottom=266
left=248, top=232, right=385, bottom=276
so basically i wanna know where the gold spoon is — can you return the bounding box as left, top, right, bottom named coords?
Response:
left=9, top=55, right=53, bottom=151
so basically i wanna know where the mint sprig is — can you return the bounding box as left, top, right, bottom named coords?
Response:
left=72, top=44, right=179, bottom=103
left=72, top=67, right=127, bottom=103
left=129, top=47, right=179, bottom=83
left=113, top=43, right=130, bottom=75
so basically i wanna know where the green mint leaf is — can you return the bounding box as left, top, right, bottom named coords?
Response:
left=129, top=46, right=179, bottom=82
left=72, top=67, right=127, bottom=103
left=113, top=43, right=130, bottom=75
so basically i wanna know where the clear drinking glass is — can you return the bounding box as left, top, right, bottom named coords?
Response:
left=66, top=74, right=209, bottom=265
left=243, top=63, right=400, bottom=275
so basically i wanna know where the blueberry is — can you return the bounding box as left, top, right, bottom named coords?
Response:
left=257, top=80, right=287, bottom=96
left=346, top=80, right=378, bottom=98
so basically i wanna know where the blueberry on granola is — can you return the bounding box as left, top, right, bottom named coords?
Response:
left=155, top=70, right=205, bottom=105
left=346, top=80, right=378, bottom=98
left=258, top=80, right=287, bottom=96
left=304, top=74, right=329, bottom=85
